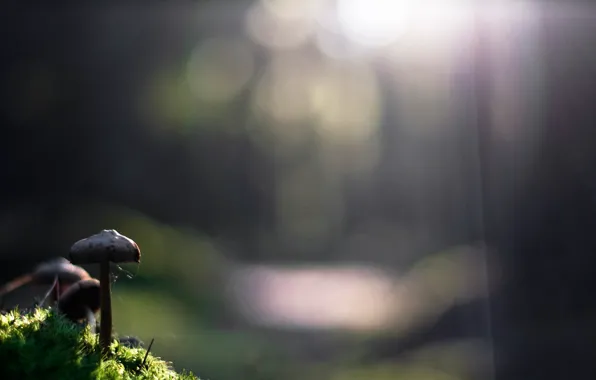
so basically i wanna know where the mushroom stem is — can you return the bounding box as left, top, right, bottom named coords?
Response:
left=99, top=259, right=112, bottom=355
left=85, top=306, right=97, bottom=332
left=40, top=276, right=59, bottom=307
left=55, top=280, right=61, bottom=302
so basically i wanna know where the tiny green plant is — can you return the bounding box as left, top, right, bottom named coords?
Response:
left=0, top=308, right=199, bottom=379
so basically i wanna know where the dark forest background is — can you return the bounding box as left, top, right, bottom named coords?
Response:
left=1, top=2, right=596, bottom=379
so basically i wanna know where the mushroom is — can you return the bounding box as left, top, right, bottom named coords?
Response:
left=68, top=230, right=141, bottom=355
left=0, top=257, right=90, bottom=305
left=57, top=278, right=101, bottom=329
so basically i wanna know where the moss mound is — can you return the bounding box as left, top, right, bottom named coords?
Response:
left=0, top=308, right=199, bottom=380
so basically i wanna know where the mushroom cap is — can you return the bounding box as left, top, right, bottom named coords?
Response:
left=69, top=229, right=141, bottom=264
left=57, top=278, right=101, bottom=321
left=32, top=258, right=90, bottom=284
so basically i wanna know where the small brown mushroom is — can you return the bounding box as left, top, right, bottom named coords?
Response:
left=57, top=278, right=101, bottom=327
left=68, top=229, right=141, bottom=355
left=0, top=257, right=90, bottom=304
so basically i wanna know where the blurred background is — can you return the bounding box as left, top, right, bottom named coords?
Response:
left=1, top=1, right=596, bottom=379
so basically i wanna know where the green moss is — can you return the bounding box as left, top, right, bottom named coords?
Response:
left=0, top=308, right=199, bottom=380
